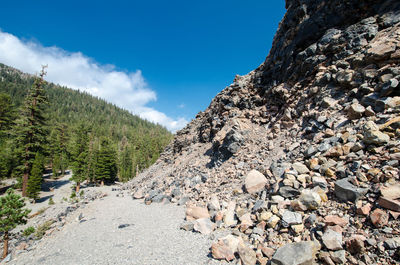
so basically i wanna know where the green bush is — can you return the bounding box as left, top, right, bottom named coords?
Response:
left=22, top=226, right=35, bottom=237
left=48, top=197, right=54, bottom=205
left=35, top=220, right=54, bottom=239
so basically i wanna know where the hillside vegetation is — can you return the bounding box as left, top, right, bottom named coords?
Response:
left=0, top=63, right=173, bottom=186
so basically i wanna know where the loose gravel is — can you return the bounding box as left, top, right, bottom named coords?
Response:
left=9, top=188, right=217, bottom=265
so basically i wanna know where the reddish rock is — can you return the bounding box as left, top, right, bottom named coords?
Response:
left=370, top=208, right=389, bottom=228
left=186, top=206, right=210, bottom=221
left=260, top=244, right=275, bottom=258
left=378, top=197, right=400, bottom=212
left=211, top=241, right=235, bottom=261
left=324, top=215, right=348, bottom=227
left=357, top=203, right=372, bottom=216
left=326, top=225, right=343, bottom=234
left=380, top=184, right=400, bottom=200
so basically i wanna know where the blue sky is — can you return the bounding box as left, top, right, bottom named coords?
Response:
left=0, top=0, right=285, bottom=131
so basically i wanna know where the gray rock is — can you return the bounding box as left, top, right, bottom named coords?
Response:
left=180, top=221, right=194, bottom=231
left=322, top=229, right=343, bottom=250
left=299, top=189, right=322, bottom=210
left=178, top=197, right=189, bottom=206
left=334, top=178, right=368, bottom=202
left=193, top=218, right=214, bottom=235
left=238, top=242, right=257, bottom=265
left=304, top=146, right=318, bottom=158
left=292, top=162, right=310, bottom=174
left=282, top=210, right=302, bottom=226
left=279, top=186, right=300, bottom=198
left=271, top=241, right=320, bottom=265
left=363, top=121, right=390, bottom=145
left=384, top=237, right=400, bottom=250
left=330, top=250, right=347, bottom=264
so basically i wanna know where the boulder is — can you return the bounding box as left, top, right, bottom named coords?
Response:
left=271, top=241, right=320, bottom=265
left=370, top=208, right=389, bottom=227
left=186, top=206, right=210, bottom=221
left=334, top=178, right=368, bottom=202
left=282, top=210, right=302, bottom=226
left=380, top=184, right=400, bottom=200
left=245, top=170, right=267, bottom=194
left=292, top=162, right=310, bottom=174
left=347, top=102, right=365, bottom=120
left=193, top=218, right=214, bottom=235
left=363, top=121, right=390, bottom=145
left=238, top=242, right=257, bottom=265
left=322, top=229, right=343, bottom=250
left=211, top=241, right=235, bottom=261
left=378, top=197, right=400, bottom=212
left=299, top=189, right=322, bottom=210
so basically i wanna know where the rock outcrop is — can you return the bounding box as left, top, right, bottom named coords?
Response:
left=129, top=0, right=400, bottom=264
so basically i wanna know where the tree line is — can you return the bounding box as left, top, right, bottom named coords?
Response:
left=0, top=64, right=173, bottom=200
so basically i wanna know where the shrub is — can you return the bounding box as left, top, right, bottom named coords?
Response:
left=22, top=226, right=35, bottom=237
left=34, top=220, right=54, bottom=239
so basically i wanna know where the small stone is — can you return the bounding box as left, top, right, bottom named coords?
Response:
left=239, top=213, right=253, bottom=226
left=186, top=206, right=210, bottom=221
left=267, top=215, right=280, bottom=228
left=132, top=189, right=144, bottom=199
left=271, top=241, right=320, bottom=265
left=292, top=162, right=310, bottom=174
left=279, top=186, right=300, bottom=198
left=180, top=221, right=194, bottom=231
left=363, top=121, right=390, bottom=145
left=334, top=178, right=368, bottom=202
left=370, top=208, right=389, bottom=227
left=260, top=244, right=275, bottom=258
left=245, top=170, right=268, bottom=194
left=208, top=195, right=220, bottom=211
left=211, top=241, right=235, bottom=261
left=378, top=197, right=400, bottom=212
left=330, top=250, right=347, bottom=264
left=282, top=210, right=302, bottom=226
left=346, top=235, right=365, bottom=254
left=299, top=189, right=322, bottom=210
left=193, top=218, right=214, bottom=235
left=384, top=237, right=400, bottom=250
left=322, top=97, right=337, bottom=108
left=380, top=184, right=400, bottom=200
left=322, top=229, right=343, bottom=250
left=323, top=215, right=348, bottom=227
left=347, top=103, right=365, bottom=120
left=224, top=201, right=237, bottom=227
left=356, top=203, right=372, bottom=215
left=291, top=223, right=304, bottom=234
left=238, top=242, right=257, bottom=265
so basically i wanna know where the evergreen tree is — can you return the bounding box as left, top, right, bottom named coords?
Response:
left=95, top=138, right=117, bottom=185
left=0, top=93, right=14, bottom=137
left=26, top=153, right=44, bottom=201
left=71, top=124, right=89, bottom=192
left=0, top=189, right=31, bottom=258
left=14, top=67, right=48, bottom=197
left=49, top=123, right=69, bottom=178
left=118, top=140, right=133, bottom=182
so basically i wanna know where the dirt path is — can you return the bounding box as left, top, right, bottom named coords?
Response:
left=9, top=187, right=216, bottom=265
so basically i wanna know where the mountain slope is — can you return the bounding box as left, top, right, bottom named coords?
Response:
left=130, top=0, right=400, bottom=264
left=0, top=63, right=173, bottom=180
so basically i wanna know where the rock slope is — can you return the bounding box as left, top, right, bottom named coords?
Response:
left=129, top=0, right=400, bottom=264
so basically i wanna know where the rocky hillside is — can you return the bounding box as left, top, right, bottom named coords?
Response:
left=129, top=0, right=400, bottom=264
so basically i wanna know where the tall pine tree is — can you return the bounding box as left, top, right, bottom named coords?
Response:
left=14, top=67, right=48, bottom=197
left=71, top=123, right=90, bottom=192
left=95, top=138, right=117, bottom=185
left=26, top=153, right=45, bottom=201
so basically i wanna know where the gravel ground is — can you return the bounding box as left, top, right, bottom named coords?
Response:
left=8, top=187, right=217, bottom=265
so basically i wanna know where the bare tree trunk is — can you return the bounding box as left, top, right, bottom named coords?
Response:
left=101, top=180, right=104, bottom=186
left=2, top=231, right=9, bottom=259
left=76, top=182, right=80, bottom=193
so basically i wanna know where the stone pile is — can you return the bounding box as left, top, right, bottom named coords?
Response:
left=129, top=0, right=400, bottom=264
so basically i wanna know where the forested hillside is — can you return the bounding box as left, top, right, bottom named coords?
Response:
left=0, top=63, right=173, bottom=191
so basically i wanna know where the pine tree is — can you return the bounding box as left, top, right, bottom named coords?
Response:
left=71, top=124, right=90, bottom=193
left=14, top=67, right=48, bottom=197
left=49, top=123, right=69, bottom=178
left=26, top=153, right=44, bottom=201
left=0, top=189, right=31, bottom=258
left=118, top=136, right=133, bottom=182
left=95, top=138, right=117, bottom=185
left=0, top=93, right=14, bottom=138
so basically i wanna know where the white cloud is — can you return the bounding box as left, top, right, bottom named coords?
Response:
left=0, top=30, right=187, bottom=132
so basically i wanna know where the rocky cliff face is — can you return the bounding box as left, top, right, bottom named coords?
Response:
left=129, top=1, right=400, bottom=264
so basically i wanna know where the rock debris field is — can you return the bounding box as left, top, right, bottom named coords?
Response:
left=7, top=187, right=217, bottom=265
